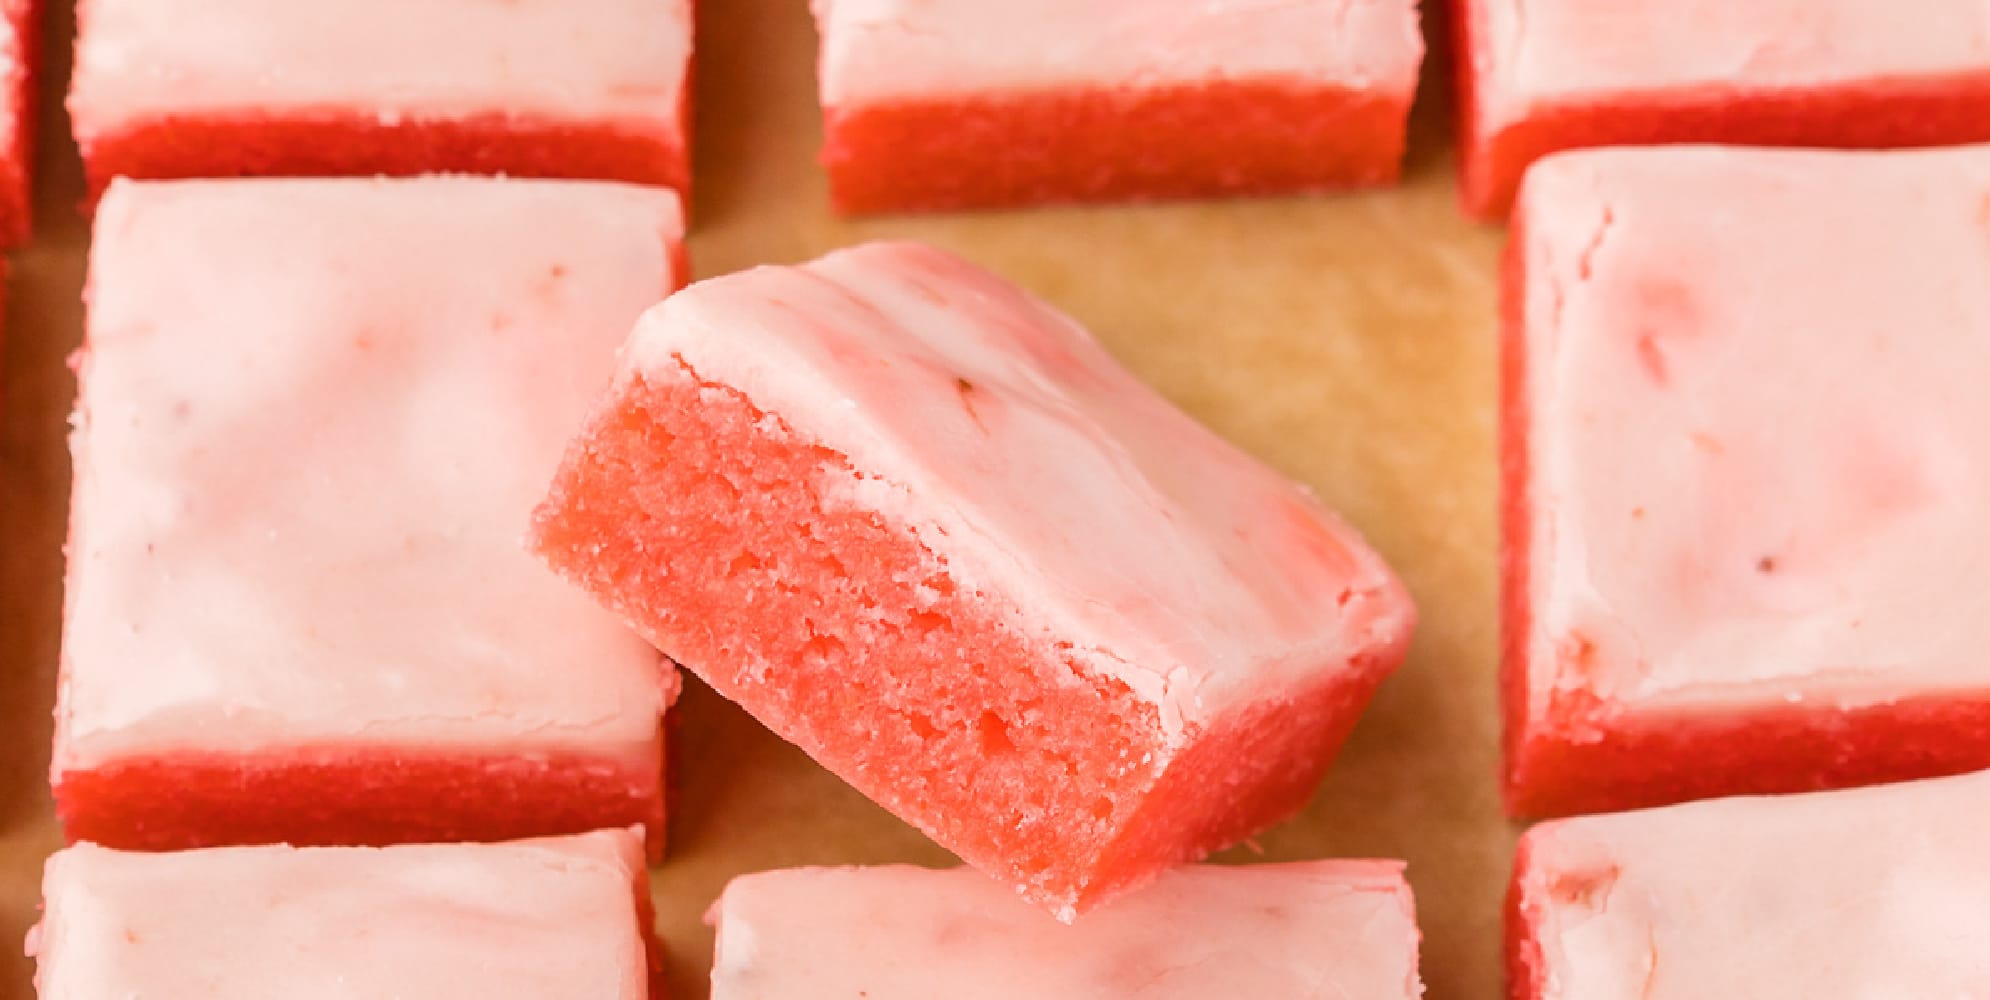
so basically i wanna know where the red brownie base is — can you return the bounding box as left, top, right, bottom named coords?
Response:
left=631, top=862, right=668, bottom=1000
left=1498, top=214, right=1990, bottom=819
left=823, top=80, right=1411, bottom=214
left=1503, top=832, right=1546, bottom=1000
left=78, top=110, right=690, bottom=207
left=1455, top=6, right=1990, bottom=221
left=1504, top=692, right=1990, bottom=820
left=0, top=0, right=42, bottom=246
left=53, top=738, right=668, bottom=863
left=532, top=358, right=1395, bottom=915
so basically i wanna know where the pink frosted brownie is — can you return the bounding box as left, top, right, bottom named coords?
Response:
left=1503, top=145, right=1990, bottom=818
left=68, top=0, right=692, bottom=201
left=1510, top=770, right=1990, bottom=998
left=532, top=241, right=1415, bottom=918
left=1458, top=0, right=1990, bottom=219
left=55, top=177, right=684, bottom=857
left=710, top=863, right=1421, bottom=998
left=0, top=0, right=38, bottom=245
left=812, top=0, right=1423, bottom=212
left=31, top=830, right=660, bottom=999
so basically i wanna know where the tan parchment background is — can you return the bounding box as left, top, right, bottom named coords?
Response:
left=0, top=1, right=1509, bottom=996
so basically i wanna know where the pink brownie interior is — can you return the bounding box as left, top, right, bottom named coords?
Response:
left=1498, top=201, right=1990, bottom=819
left=533, top=357, right=1394, bottom=915
left=823, top=80, right=1410, bottom=214
left=78, top=108, right=690, bottom=206
left=1496, top=220, right=1533, bottom=806
left=54, top=739, right=668, bottom=863
left=1503, top=691, right=1990, bottom=819
left=1503, top=832, right=1548, bottom=1000
left=0, top=0, right=41, bottom=246
left=1454, top=4, right=1990, bottom=222
left=633, top=863, right=668, bottom=1000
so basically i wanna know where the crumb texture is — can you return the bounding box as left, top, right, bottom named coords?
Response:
left=536, top=359, right=1163, bottom=910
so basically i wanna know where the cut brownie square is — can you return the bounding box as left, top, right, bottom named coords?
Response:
left=0, top=0, right=40, bottom=246
left=1457, top=0, right=1990, bottom=219
left=710, top=863, right=1421, bottom=998
left=55, top=177, right=685, bottom=858
left=532, top=241, right=1415, bottom=918
left=812, top=0, right=1423, bottom=213
left=1503, top=145, right=1990, bottom=818
left=68, top=0, right=692, bottom=202
left=30, top=830, right=661, bottom=999
left=1509, top=771, right=1990, bottom=998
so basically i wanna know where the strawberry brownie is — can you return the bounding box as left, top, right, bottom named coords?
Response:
left=811, top=0, right=1424, bottom=213
left=68, top=0, right=692, bottom=202
left=30, top=830, right=660, bottom=999
left=532, top=241, right=1416, bottom=918
left=1510, top=770, right=1990, bottom=998
left=1458, top=0, right=1990, bottom=219
left=1503, top=145, right=1990, bottom=818
left=55, top=177, right=684, bottom=857
left=710, top=863, right=1421, bottom=998
left=0, top=0, right=38, bottom=246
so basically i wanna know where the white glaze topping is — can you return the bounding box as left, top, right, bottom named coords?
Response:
left=710, top=863, right=1421, bottom=998
left=814, top=0, right=1422, bottom=105
left=620, top=241, right=1415, bottom=737
left=70, top=0, right=691, bottom=137
left=58, top=177, right=682, bottom=771
left=1519, top=770, right=1990, bottom=997
left=31, top=830, right=649, bottom=999
left=1515, top=145, right=1990, bottom=721
left=1470, top=0, right=1990, bottom=133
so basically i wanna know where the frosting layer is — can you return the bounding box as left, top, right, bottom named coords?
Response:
left=621, top=241, right=1414, bottom=733
left=70, top=0, right=691, bottom=135
left=1471, top=0, right=1990, bottom=129
left=59, top=177, right=682, bottom=769
left=815, top=0, right=1422, bottom=105
left=1517, top=770, right=1990, bottom=997
left=32, top=830, right=649, bottom=999
left=711, top=863, right=1420, bottom=998
left=1516, top=145, right=1990, bottom=719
